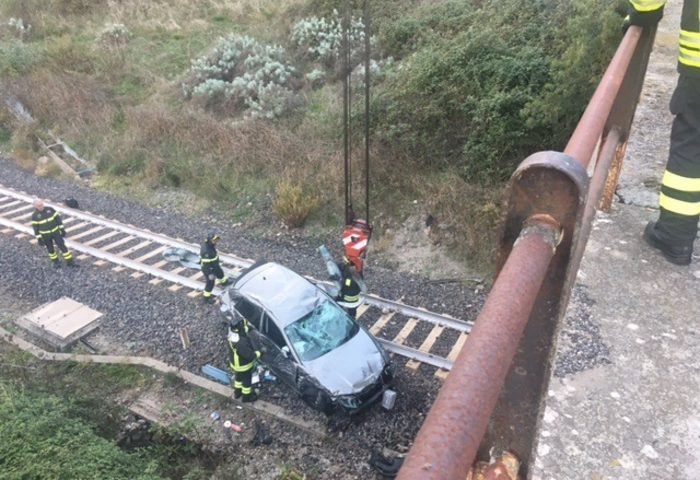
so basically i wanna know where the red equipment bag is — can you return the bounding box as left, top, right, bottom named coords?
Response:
left=342, top=219, right=372, bottom=273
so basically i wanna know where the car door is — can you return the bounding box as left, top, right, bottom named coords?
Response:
left=258, top=312, right=299, bottom=388
left=231, top=295, right=262, bottom=330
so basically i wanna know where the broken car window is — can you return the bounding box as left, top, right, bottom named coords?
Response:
left=234, top=296, right=262, bottom=329
left=284, top=299, right=359, bottom=362
left=262, top=313, right=286, bottom=348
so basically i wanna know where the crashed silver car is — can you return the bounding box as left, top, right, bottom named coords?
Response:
left=220, top=261, right=394, bottom=414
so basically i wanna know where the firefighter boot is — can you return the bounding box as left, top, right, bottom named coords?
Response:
left=242, top=391, right=258, bottom=403
left=643, top=221, right=693, bottom=266
left=202, top=294, right=215, bottom=304
left=234, top=388, right=242, bottom=399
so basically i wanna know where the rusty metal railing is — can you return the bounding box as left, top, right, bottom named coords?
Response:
left=398, top=24, right=657, bottom=480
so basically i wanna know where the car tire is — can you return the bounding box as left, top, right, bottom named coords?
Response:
left=301, top=387, right=334, bottom=415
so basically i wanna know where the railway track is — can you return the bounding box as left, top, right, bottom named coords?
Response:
left=0, top=185, right=472, bottom=376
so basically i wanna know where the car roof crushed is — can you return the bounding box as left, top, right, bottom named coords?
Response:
left=235, top=263, right=326, bottom=328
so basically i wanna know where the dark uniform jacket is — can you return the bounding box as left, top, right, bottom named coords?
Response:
left=230, top=334, right=261, bottom=372
left=339, top=274, right=362, bottom=306
left=199, top=241, right=220, bottom=274
left=31, top=207, right=65, bottom=240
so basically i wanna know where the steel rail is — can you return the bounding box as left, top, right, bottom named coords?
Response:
left=0, top=215, right=211, bottom=292
left=377, top=339, right=454, bottom=370
left=0, top=185, right=472, bottom=334
left=0, top=187, right=463, bottom=370
left=0, top=185, right=254, bottom=268
left=362, top=295, right=473, bottom=333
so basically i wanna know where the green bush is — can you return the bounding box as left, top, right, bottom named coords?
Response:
left=182, top=34, right=298, bottom=119
left=0, top=384, right=163, bottom=480
left=0, top=39, right=42, bottom=75
left=370, top=0, right=625, bottom=183
left=291, top=10, right=374, bottom=68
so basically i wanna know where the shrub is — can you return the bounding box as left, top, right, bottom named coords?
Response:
left=291, top=10, right=375, bottom=68
left=0, top=39, right=42, bottom=75
left=0, top=17, right=31, bottom=39
left=370, top=0, right=624, bottom=184
left=0, top=385, right=163, bottom=480
left=99, top=23, right=132, bottom=49
left=273, top=180, right=321, bottom=228
left=182, top=34, right=298, bottom=119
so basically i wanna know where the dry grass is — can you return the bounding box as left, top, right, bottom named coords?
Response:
left=410, top=170, right=503, bottom=271
left=6, top=69, right=114, bottom=137
left=100, top=0, right=306, bottom=37
left=273, top=179, right=321, bottom=228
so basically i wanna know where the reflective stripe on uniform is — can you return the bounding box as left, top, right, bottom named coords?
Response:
left=680, top=30, right=700, bottom=49
left=679, top=47, right=700, bottom=68
left=659, top=192, right=700, bottom=216
left=662, top=170, right=700, bottom=192
left=31, top=212, right=60, bottom=225
left=62, top=251, right=73, bottom=260
left=38, top=227, right=61, bottom=235
left=629, top=0, right=665, bottom=12
left=201, top=256, right=219, bottom=263
left=229, top=342, right=256, bottom=372
left=342, top=294, right=361, bottom=302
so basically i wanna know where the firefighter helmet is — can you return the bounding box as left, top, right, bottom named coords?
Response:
left=207, top=232, right=221, bottom=243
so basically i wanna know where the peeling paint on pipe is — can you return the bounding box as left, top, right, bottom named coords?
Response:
left=397, top=223, right=559, bottom=479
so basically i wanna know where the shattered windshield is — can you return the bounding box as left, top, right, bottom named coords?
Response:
left=284, top=299, right=359, bottom=362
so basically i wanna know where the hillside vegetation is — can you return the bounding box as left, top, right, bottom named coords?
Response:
left=0, top=0, right=625, bottom=271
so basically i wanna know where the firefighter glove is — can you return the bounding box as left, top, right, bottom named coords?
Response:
left=59, top=228, right=66, bottom=237
left=627, top=6, right=663, bottom=27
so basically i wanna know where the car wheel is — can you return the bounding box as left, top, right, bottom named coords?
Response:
left=301, top=387, right=334, bottom=415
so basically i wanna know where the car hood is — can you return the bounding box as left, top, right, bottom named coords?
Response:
left=303, top=330, right=386, bottom=396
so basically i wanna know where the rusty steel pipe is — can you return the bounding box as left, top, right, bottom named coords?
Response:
left=397, top=222, right=560, bottom=480
left=589, top=129, right=622, bottom=217
left=564, top=27, right=641, bottom=168
left=568, top=129, right=622, bottom=294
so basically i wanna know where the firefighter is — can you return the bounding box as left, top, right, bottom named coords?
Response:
left=629, top=0, right=700, bottom=265
left=200, top=232, right=229, bottom=303
left=31, top=198, right=76, bottom=268
left=336, top=257, right=363, bottom=318
left=228, top=317, right=261, bottom=402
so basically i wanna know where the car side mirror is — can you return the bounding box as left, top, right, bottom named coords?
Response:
left=281, top=346, right=290, bottom=358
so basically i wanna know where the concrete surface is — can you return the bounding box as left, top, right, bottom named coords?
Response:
left=531, top=3, right=700, bottom=479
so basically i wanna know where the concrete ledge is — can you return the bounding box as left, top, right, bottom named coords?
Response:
left=0, top=326, right=325, bottom=437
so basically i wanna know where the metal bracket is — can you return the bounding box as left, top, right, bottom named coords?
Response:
left=482, top=151, right=589, bottom=476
